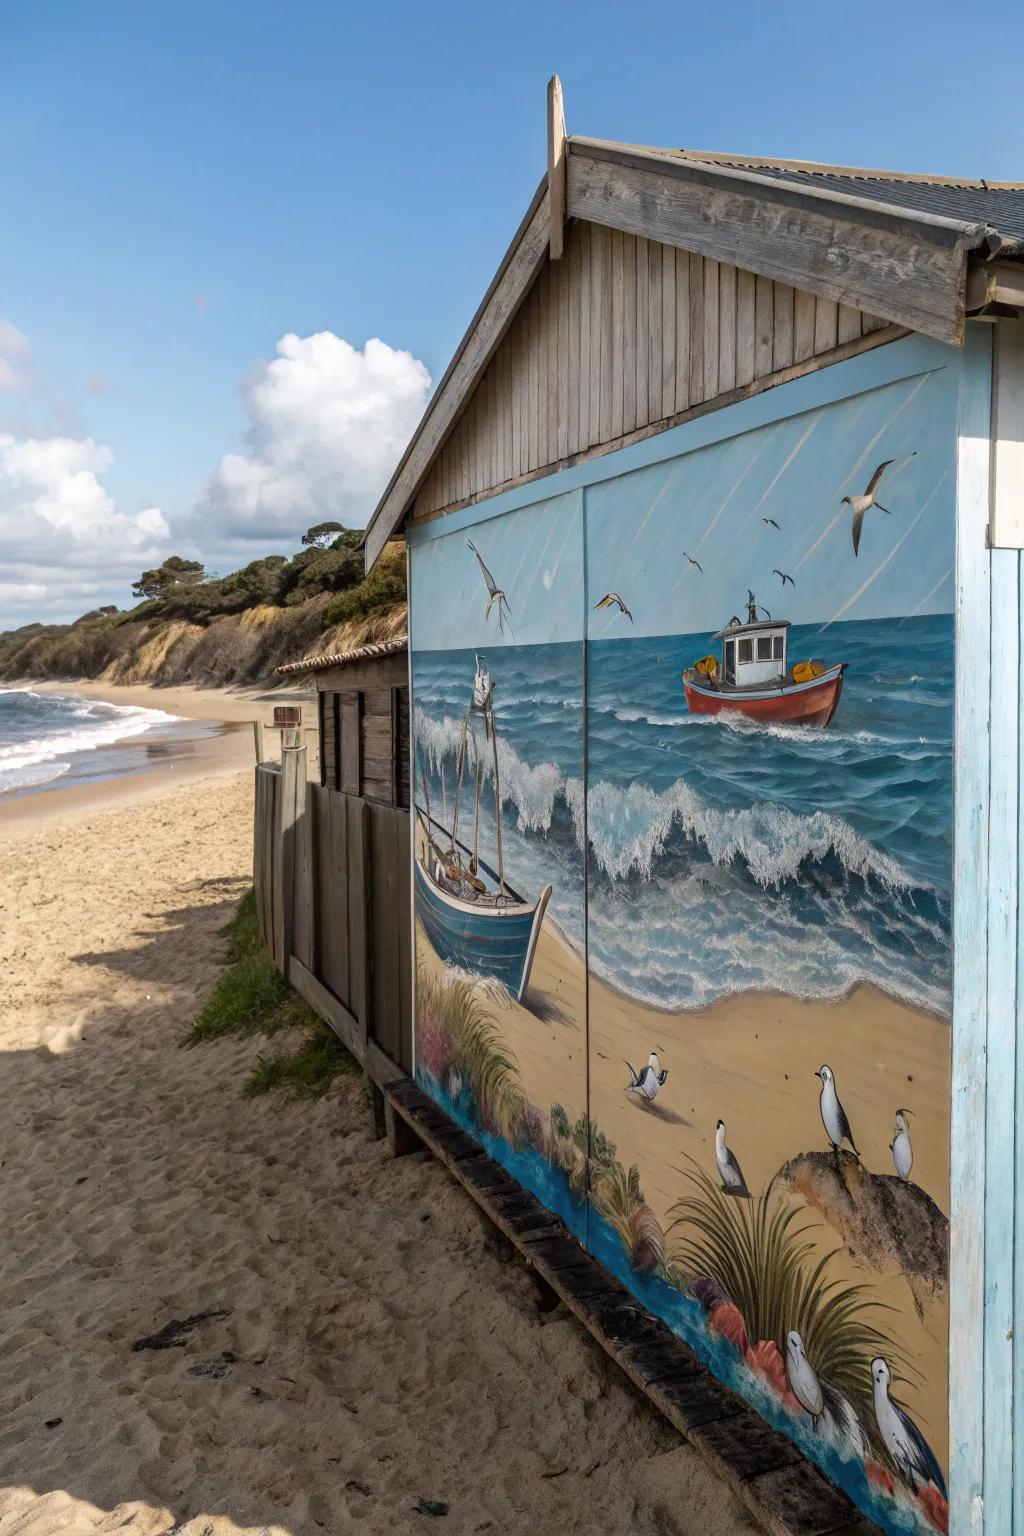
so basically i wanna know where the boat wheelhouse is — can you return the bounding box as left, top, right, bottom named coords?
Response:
left=683, top=597, right=847, bottom=728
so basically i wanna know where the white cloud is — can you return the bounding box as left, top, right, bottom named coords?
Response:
left=0, top=434, right=170, bottom=627
left=192, top=331, right=431, bottom=546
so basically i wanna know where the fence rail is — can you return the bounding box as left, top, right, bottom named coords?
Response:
left=253, top=745, right=412, bottom=1086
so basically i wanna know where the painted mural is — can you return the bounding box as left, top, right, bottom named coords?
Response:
left=410, top=345, right=954, bottom=1536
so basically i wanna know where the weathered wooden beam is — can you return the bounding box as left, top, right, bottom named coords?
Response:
left=252, top=720, right=265, bottom=764
left=966, top=257, right=1024, bottom=313
left=364, top=179, right=552, bottom=571
left=289, top=955, right=366, bottom=1066
left=566, top=138, right=988, bottom=346
left=278, top=744, right=306, bottom=976
left=547, top=74, right=566, bottom=260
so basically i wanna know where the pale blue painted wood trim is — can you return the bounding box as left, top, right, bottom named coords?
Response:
left=1015, top=568, right=1024, bottom=1536
left=984, top=546, right=1018, bottom=1533
left=407, top=332, right=954, bottom=548
left=950, top=321, right=993, bottom=1535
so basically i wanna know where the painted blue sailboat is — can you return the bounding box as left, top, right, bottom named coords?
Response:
left=416, top=656, right=552, bottom=1002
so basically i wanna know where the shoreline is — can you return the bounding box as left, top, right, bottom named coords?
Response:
left=0, top=677, right=315, bottom=828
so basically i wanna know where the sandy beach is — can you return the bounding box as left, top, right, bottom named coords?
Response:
left=0, top=770, right=757, bottom=1536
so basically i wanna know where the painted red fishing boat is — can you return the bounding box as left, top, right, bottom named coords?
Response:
left=682, top=595, right=846, bottom=728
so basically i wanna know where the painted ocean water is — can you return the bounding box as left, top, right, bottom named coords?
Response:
left=0, top=688, right=179, bottom=794
left=413, top=612, right=953, bottom=1018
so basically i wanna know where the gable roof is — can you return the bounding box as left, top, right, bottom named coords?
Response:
left=364, top=124, right=1021, bottom=572
left=637, top=146, right=1024, bottom=244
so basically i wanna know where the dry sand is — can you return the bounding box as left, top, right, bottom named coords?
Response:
left=0, top=769, right=757, bottom=1536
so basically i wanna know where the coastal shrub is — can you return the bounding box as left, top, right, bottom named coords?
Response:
left=322, top=545, right=406, bottom=627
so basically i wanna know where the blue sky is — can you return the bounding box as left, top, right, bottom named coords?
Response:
left=1, top=0, right=1021, bottom=627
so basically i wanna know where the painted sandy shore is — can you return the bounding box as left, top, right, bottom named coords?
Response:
left=416, top=914, right=951, bottom=1482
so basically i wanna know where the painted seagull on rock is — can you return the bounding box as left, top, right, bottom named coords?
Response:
left=816, top=1064, right=859, bottom=1157
left=466, top=539, right=514, bottom=636
left=715, top=1118, right=750, bottom=1197
left=891, top=1109, right=914, bottom=1181
left=625, top=1051, right=667, bottom=1102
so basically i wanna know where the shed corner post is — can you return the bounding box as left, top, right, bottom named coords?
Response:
left=949, top=319, right=996, bottom=1535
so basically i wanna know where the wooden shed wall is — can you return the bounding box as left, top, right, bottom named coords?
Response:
left=413, top=219, right=892, bottom=521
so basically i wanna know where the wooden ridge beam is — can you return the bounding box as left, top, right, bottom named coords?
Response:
left=566, top=138, right=985, bottom=347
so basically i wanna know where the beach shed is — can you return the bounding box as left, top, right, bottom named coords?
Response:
left=253, top=636, right=413, bottom=1083
left=360, top=79, right=1024, bottom=1535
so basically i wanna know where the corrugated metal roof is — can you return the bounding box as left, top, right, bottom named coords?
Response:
left=661, top=149, right=1024, bottom=244
left=276, top=634, right=408, bottom=677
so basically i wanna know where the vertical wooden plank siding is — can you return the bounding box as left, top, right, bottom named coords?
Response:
left=736, top=268, right=755, bottom=388
left=718, top=262, right=736, bottom=396
left=949, top=322, right=993, bottom=1536
left=622, top=233, right=637, bottom=434
left=688, top=253, right=704, bottom=407
left=674, top=247, right=690, bottom=414
left=793, top=289, right=816, bottom=362
left=411, top=219, right=898, bottom=518
left=661, top=243, right=676, bottom=420
left=647, top=239, right=662, bottom=424
left=984, top=546, right=1018, bottom=1535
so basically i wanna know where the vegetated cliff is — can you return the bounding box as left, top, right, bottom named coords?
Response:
left=0, top=539, right=407, bottom=690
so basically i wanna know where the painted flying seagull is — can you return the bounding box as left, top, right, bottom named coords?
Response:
left=871, top=1357, right=947, bottom=1499
left=891, top=1108, right=914, bottom=1181
left=773, top=569, right=795, bottom=587
left=843, top=459, right=896, bottom=557
left=763, top=517, right=781, bottom=530
left=816, top=1064, right=859, bottom=1157
left=625, top=1051, right=667, bottom=1102
left=595, top=592, right=634, bottom=623
left=466, top=538, right=514, bottom=636
left=715, top=1119, right=750, bottom=1197
left=682, top=552, right=703, bottom=572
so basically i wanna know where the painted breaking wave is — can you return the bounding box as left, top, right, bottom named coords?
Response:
left=413, top=704, right=949, bottom=1016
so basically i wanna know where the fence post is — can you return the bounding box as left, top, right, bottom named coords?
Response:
left=252, top=720, right=265, bottom=764
left=278, top=744, right=306, bottom=980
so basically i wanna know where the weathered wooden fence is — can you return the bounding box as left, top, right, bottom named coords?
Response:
left=253, top=743, right=412, bottom=1086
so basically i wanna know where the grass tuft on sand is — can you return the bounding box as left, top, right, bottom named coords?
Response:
left=185, top=889, right=357, bottom=1098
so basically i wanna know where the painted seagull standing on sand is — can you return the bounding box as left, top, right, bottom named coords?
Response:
left=816, top=1065, right=859, bottom=1156
left=871, top=1357, right=947, bottom=1499
left=891, top=1109, right=914, bottom=1181
left=595, top=592, right=634, bottom=623
left=715, top=1119, right=750, bottom=1197
left=625, top=1051, right=667, bottom=1102
left=843, top=459, right=902, bottom=556
left=786, top=1331, right=824, bottom=1428
left=466, top=539, right=514, bottom=636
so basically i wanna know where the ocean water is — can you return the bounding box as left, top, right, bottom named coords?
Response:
left=0, top=688, right=180, bottom=795
left=413, top=613, right=953, bottom=1017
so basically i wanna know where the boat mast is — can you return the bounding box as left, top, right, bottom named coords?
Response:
left=450, top=708, right=469, bottom=855
left=488, top=693, right=506, bottom=896
left=471, top=745, right=482, bottom=875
